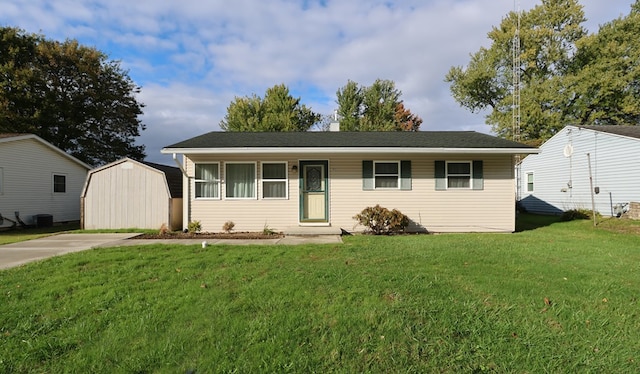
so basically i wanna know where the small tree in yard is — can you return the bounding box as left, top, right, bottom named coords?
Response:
left=353, top=205, right=409, bottom=235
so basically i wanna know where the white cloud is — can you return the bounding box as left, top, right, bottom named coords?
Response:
left=0, top=0, right=635, bottom=163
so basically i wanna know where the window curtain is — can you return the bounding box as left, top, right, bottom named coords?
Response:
left=226, top=164, right=255, bottom=198
left=263, top=181, right=285, bottom=198
left=374, top=162, right=398, bottom=188
left=262, top=163, right=286, bottom=198
left=195, top=164, right=218, bottom=198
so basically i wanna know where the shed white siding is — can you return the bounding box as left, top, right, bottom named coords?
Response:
left=183, top=153, right=516, bottom=233
left=518, top=125, right=640, bottom=216
left=0, top=136, right=89, bottom=227
left=82, top=159, right=182, bottom=230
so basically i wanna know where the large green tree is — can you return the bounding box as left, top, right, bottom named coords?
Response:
left=336, top=79, right=422, bottom=131
left=447, top=0, right=640, bottom=145
left=220, top=84, right=321, bottom=132
left=446, top=0, right=587, bottom=144
left=564, top=1, right=640, bottom=126
left=0, top=27, right=146, bottom=165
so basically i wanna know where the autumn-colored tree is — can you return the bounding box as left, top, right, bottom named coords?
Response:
left=394, top=102, right=422, bottom=131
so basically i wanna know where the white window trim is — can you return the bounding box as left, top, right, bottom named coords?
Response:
left=261, top=161, right=288, bottom=199
left=446, top=161, right=472, bottom=190
left=374, top=160, right=400, bottom=190
left=526, top=171, right=534, bottom=193
left=194, top=162, right=220, bottom=200
left=224, top=161, right=257, bottom=200
left=52, top=173, right=67, bottom=194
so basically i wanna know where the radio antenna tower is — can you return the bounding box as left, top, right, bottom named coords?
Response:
left=512, top=0, right=521, bottom=145
left=513, top=0, right=522, bottom=200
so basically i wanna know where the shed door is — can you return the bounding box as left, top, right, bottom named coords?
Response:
left=299, top=161, right=328, bottom=222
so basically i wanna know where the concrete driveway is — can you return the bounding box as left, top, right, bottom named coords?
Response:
left=0, top=233, right=140, bottom=270
left=0, top=233, right=342, bottom=270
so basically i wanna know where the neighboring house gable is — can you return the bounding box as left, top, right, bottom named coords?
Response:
left=0, top=133, right=90, bottom=227
left=81, top=158, right=183, bottom=230
left=163, top=131, right=537, bottom=233
left=518, top=125, right=640, bottom=216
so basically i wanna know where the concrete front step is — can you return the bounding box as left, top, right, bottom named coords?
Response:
left=283, top=226, right=344, bottom=236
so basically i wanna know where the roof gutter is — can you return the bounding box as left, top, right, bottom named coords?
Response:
left=161, top=147, right=540, bottom=155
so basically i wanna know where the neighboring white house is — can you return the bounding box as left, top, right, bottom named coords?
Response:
left=518, top=125, right=640, bottom=216
left=162, top=131, right=538, bottom=233
left=81, top=158, right=183, bottom=230
left=0, top=133, right=90, bottom=228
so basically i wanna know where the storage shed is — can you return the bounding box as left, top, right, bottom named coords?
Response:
left=81, top=158, right=183, bottom=230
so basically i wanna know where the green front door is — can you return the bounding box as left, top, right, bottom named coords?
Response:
left=299, top=160, right=328, bottom=222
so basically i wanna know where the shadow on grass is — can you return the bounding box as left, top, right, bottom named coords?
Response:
left=515, top=213, right=562, bottom=232
left=0, top=222, right=80, bottom=245
left=0, top=221, right=80, bottom=234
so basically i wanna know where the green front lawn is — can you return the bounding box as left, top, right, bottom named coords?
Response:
left=1, top=217, right=639, bottom=372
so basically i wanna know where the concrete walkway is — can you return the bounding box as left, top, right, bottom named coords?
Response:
left=0, top=233, right=343, bottom=270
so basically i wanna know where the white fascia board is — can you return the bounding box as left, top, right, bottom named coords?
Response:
left=162, top=147, right=539, bottom=155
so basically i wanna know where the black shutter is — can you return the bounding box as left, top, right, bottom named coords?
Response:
left=363, top=160, right=373, bottom=190
left=435, top=160, right=446, bottom=190
left=472, top=160, right=484, bottom=190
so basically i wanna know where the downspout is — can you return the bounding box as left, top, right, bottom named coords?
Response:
left=173, top=153, right=190, bottom=231
left=173, top=153, right=187, bottom=177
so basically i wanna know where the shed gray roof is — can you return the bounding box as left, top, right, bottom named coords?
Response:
left=577, top=125, right=640, bottom=140
left=164, top=131, right=536, bottom=151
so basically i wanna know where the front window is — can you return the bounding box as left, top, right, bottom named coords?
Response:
left=195, top=163, right=219, bottom=198
left=374, top=161, right=399, bottom=189
left=527, top=173, right=534, bottom=192
left=447, top=162, right=471, bottom=189
left=262, top=162, right=287, bottom=199
left=226, top=163, right=256, bottom=199
left=53, top=174, right=66, bottom=193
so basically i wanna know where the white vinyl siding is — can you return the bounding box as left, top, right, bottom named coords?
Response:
left=185, top=155, right=298, bottom=232
left=262, top=162, right=288, bottom=199
left=194, top=163, right=220, bottom=199
left=0, top=137, right=88, bottom=227
left=518, top=125, right=640, bottom=216
left=225, top=162, right=256, bottom=199
left=0, top=167, right=3, bottom=195
left=185, top=153, right=515, bottom=233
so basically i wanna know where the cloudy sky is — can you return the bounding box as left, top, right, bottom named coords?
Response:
left=1, top=0, right=635, bottom=164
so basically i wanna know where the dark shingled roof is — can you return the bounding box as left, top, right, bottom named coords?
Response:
left=141, top=161, right=183, bottom=198
left=164, top=131, right=535, bottom=150
left=577, top=125, right=640, bottom=140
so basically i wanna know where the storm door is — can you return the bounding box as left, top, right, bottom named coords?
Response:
left=299, top=161, right=328, bottom=222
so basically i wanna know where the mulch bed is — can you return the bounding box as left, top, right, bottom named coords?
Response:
left=132, top=231, right=284, bottom=240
